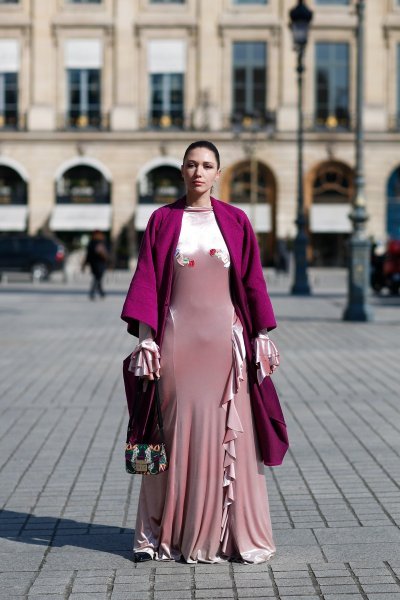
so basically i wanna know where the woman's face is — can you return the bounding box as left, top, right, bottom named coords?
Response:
left=181, top=147, right=220, bottom=196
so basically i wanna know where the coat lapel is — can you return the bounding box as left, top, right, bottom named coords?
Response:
left=211, top=197, right=244, bottom=278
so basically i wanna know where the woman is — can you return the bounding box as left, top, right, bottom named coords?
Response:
left=121, top=141, right=288, bottom=564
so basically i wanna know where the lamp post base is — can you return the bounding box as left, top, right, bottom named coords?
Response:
left=342, top=235, right=373, bottom=322
left=343, top=303, right=373, bottom=322
left=291, top=228, right=311, bottom=296
left=291, top=280, right=311, bottom=296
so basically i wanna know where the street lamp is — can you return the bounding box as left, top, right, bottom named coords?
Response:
left=342, top=0, right=373, bottom=321
left=289, top=0, right=313, bottom=295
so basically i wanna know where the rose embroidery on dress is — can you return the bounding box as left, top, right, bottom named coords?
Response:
left=209, top=248, right=230, bottom=268
left=175, top=249, right=195, bottom=267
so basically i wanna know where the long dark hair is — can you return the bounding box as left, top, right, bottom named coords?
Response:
left=182, top=140, right=220, bottom=169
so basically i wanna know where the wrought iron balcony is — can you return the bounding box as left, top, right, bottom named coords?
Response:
left=305, top=113, right=354, bottom=132
left=56, top=193, right=110, bottom=204
left=57, top=112, right=110, bottom=131
left=229, top=111, right=277, bottom=133
left=0, top=112, right=27, bottom=131
left=388, top=114, right=400, bottom=132
left=139, top=112, right=187, bottom=131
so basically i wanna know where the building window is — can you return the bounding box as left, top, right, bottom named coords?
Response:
left=233, top=0, right=266, bottom=4
left=150, top=73, right=184, bottom=128
left=66, top=0, right=101, bottom=4
left=149, top=1, right=184, bottom=4
left=0, top=72, right=18, bottom=129
left=315, top=42, right=350, bottom=130
left=0, top=1, right=20, bottom=4
left=387, top=168, right=400, bottom=241
left=67, top=69, right=101, bottom=129
left=315, top=1, right=349, bottom=4
left=148, top=40, right=186, bottom=128
left=397, top=44, right=400, bottom=128
left=0, top=40, right=19, bottom=128
left=232, top=42, right=267, bottom=125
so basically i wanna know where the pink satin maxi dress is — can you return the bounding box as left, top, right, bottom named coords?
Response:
left=133, top=206, right=275, bottom=563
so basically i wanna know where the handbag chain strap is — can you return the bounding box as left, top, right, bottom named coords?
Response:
left=153, top=379, right=165, bottom=445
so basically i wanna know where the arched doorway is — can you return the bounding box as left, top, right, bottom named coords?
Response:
left=221, top=160, right=276, bottom=266
left=135, top=162, right=184, bottom=251
left=387, top=167, right=400, bottom=240
left=307, top=161, right=354, bottom=267
left=51, top=163, right=111, bottom=250
left=0, top=164, right=28, bottom=233
left=56, top=165, right=110, bottom=205
left=139, top=165, right=184, bottom=205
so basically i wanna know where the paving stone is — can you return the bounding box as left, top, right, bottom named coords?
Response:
left=323, top=596, right=362, bottom=600
left=366, top=596, right=400, bottom=600
left=195, top=591, right=235, bottom=599
left=237, top=591, right=275, bottom=598
left=322, top=544, right=400, bottom=562
left=153, top=594, right=192, bottom=600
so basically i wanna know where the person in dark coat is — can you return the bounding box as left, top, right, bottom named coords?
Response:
left=83, top=230, right=109, bottom=299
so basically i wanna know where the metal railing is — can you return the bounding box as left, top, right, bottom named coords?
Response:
left=0, top=112, right=27, bottom=131
left=56, top=112, right=110, bottom=131
left=137, top=110, right=277, bottom=133
left=388, top=114, right=400, bottom=132
left=304, top=113, right=354, bottom=132
left=56, top=194, right=110, bottom=204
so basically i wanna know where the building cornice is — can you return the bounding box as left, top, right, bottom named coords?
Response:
left=0, top=19, right=31, bottom=32
left=0, top=131, right=398, bottom=144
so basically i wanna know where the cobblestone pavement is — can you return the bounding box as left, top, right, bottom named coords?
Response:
left=1, top=269, right=400, bottom=600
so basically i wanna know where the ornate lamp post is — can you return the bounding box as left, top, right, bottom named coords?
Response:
left=289, top=0, right=313, bottom=295
left=343, top=0, right=373, bottom=321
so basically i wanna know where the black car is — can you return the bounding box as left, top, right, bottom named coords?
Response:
left=0, top=235, right=66, bottom=281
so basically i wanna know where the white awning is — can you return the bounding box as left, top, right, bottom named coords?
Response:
left=135, top=203, right=272, bottom=233
left=65, top=39, right=103, bottom=69
left=0, top=40, right=19, bottom=72
left=0, top=205, right=28, bottom=231
left=310, top=204, right=352, bottom=233
left=135, top=204, right=159, bottom=231
left=148, top=40, right=186, bottom=73
left=233, top=203, right=272, bottom=233
left=49, top=205, right=111, bottom=231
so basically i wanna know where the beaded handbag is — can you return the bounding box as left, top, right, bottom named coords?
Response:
left=125, top=379, right=168, bottom=475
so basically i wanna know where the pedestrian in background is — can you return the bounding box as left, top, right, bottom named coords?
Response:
left=121, top=141, right=288, bottom=564
left=82, top=230, right=109, bottom=300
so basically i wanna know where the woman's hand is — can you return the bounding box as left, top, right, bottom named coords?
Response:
left=253, top=331, right=280, bottom=384
left=141, top=369, right=160, bottom=381
left=128, top=338, right=161, bottom=379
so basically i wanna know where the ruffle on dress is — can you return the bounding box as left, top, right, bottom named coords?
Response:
left=128, top=339, right=161, bottom=377
left=220, top=315, right=246, bottom=551
left=253, top=334, right=280, bottom=385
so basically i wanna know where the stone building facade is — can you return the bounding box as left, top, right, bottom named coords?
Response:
left=0, top=0, right=400, bottom=266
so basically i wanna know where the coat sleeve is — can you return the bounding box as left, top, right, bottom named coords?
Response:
left=241, top=213, right=277, bottom=333
left=121, top=211, right=159, bottom=337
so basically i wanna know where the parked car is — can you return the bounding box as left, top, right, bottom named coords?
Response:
left=0, top=235, right=66, bottom=282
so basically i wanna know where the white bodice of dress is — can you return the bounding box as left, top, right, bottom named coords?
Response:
left=175, top=206, right=230, bottom=268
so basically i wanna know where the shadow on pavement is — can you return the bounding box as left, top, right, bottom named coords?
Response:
left=0, top=509, right=134, bottom=559
left=0, top=287, right=126, bottom=297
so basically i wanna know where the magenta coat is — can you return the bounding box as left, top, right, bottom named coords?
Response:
left=121, top=196, right=289, bottom=466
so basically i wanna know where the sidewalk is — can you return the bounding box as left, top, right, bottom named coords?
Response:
left=0, top=270, right=399, bottom=600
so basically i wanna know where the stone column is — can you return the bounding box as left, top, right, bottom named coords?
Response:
left=110, top=0, right=138, bottom=131
left=27, top=0, right=57, bottom=131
